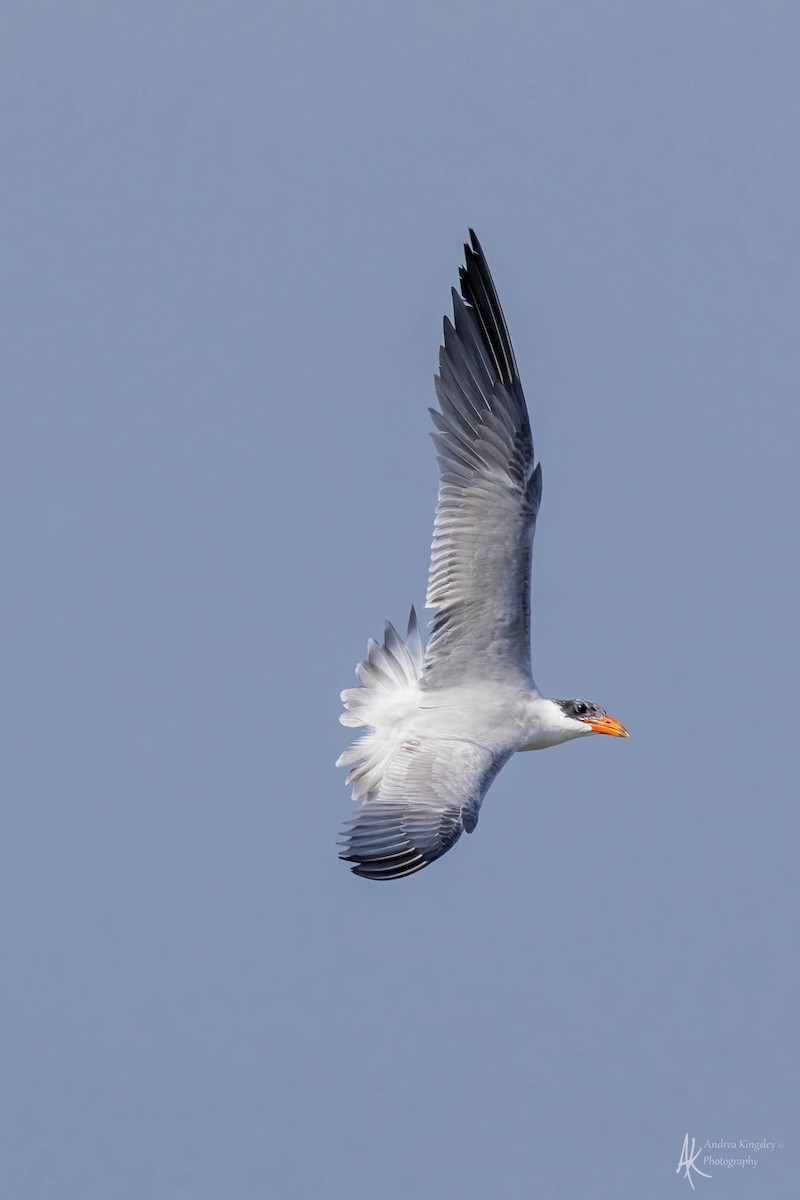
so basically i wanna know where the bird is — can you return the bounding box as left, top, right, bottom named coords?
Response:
left=337, top=231, right=628, bottom=880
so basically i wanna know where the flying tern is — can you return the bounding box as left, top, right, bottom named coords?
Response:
left=338, top=231, right=628, bottom=880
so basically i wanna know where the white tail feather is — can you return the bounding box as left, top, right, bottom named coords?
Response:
left=336, top=608, right=424, bottom=801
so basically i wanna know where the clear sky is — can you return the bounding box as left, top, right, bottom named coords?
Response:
left=3, top=3, right=798, bottom=1197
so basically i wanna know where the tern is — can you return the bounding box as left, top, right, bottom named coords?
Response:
left=338, top=231, right=628, bottom=880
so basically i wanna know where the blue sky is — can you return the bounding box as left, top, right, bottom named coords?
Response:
left=3, top=3, right=798, bottom=1196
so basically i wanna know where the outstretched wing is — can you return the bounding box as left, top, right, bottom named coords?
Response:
left=339, top=737, right=507, bottom=880
left=424, top=231, right=542, bottom=689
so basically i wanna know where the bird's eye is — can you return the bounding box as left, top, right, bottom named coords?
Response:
left=574, top=701, right=587, bottom=716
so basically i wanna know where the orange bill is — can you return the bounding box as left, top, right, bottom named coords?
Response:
left=583, top=713, right=629, bottom=738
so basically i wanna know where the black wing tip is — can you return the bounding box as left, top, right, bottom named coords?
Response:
left=462, top=229, right=487, bottom=282
left=466, top=227, right=482, bottom=256
left=339, top=848, right=431, bottom=881
left=460, top=230, right=493, bottom=300
left=455, top=229, right=519, bottom=389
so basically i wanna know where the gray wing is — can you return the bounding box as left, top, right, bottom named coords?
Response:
left=338, top=737, right=506, bottom=880
left=424, top=231, right=542, bottom=689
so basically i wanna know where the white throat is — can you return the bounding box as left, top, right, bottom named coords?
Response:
left=517, top=697, right=591, bottom=752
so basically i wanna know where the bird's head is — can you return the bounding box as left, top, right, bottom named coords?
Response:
left=554, top=698, right=629, bottom=740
